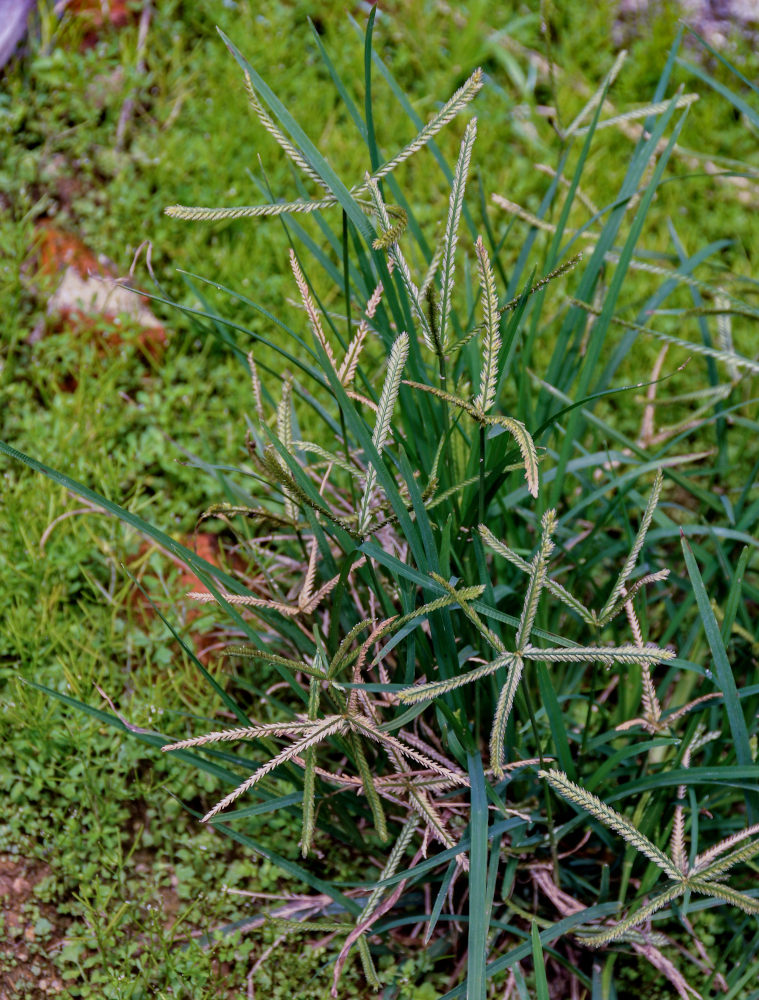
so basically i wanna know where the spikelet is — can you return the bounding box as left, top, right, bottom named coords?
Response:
left=276, top=374, right=297, bottom=523
left=572, top=93, right=699, bottom=136
left=349, top=716, right=470, bottom=786
left=364, top=279, right=384, bottom=319
left=227, top=647, right=327, bottom=678
left=541, top=769, right=682, bottom=877
left=338, top=321, right=368, bottom=386
left=369, top=68, right=483, bottom=184
left=430, top=572, right=506, bottom=653
left=276, top=375, right=294, bottom=453
left=203, top=717, right=348, bottom=822
left=419, top=238, right=444, bottom=301
left=402, top=380, right=540, bottom=498
left=687, top=880, right=759, bottom=915
left=366, top=177, right=434, bottom=347
left=298, top=538, right=323, bottom=613
left=601, top=570, right=670, bottom=626
left=359, top=817, right=417, bottom=924
left=398, top=652, right=516, bottom=705
left=515, top=510, right=556, bottom=650
left=438, top=118, right=477, bottom=352
left=242, top=71, right=328, bottom=190
left=490, top=656, right=525, bottom=778
left=468, top=253, right=583, bottom=330
left=372, top=333, right=409, bottom=455
left=335, top=281, right=383, bottom=387
left=337, top=817, right=419, bottom=995
left=292, top=440, right=359, bottom=478
left=599, top=470, right=663, bottom=622
left=472, top=235, right=501, bottom=414
left=583, top=884, right=686, bottom=947
left=491, top=194, right=556, bottom=233
left=694, top=822, right=759, bottom=874
left=289, top=249, right=336, bottom=371
left=196, top=503, right=292, bottom=530
left=165, top=195, right=339, bottom=221
left=350, top=731, right=388, bottom=841
left=624, top=597, right=662, bottom=729
left=371, top=209, right=408, bottom=250
left=258, top=444, right=360, bottom=537
left=487, top=415, right=540, bottom=499
left=329, top=618, right=377, bottom=678
left=357, top=332, right=409, bottom=534
left=167, top=71, right=483, bottom=224
left=564, top=49, right=627, bottom=137
left=695, top=830, right=759, bottom=880
left=521, top=643, right=675, bottom=665
left=368, top=586, right=485, bottom=657
left=479, top=523, right=594, bottom=625
left=572, top=300, right=759, bottom=376
left=247, top=351, right=265, bottom=424
left=162, top=721, right=315, bottom=752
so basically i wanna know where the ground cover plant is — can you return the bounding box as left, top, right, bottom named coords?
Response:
left=2, top=2, right=759, bottom=997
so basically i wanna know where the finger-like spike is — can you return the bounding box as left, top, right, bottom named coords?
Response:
left=289, top=250, right=336, bottom=370
left=540, top=769, right=682, bottom=879
left=357, top=333, right=409, bottom=534
left=515, top=510, right=556, bottom=650
left=438, top=119, right=477, bottom=352
left=202, top=717, right=347, bottom=822
left=600, top=471, right=663, bottom=621
left=490, top=656, right=525, bottom=778
left=473, top=235, right=501, bottom=414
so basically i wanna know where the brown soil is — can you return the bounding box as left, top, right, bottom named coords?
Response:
left=0, top=856, right=65, bottom=997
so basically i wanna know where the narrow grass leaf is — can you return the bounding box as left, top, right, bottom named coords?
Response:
left=217, top=31, right=374, bottom=240
left=438, top=904, right=619, bottom=998
left=721, top=546, right=750, bottom=644
left=211, top=820, right=361, bottom=916
left=426, top=859, right=458, bottom=944
left=467, top=752, right=488, bottom=1000
left=127, top=569, right=251, bottom=726
left=536, top=662, right=575, bottom=781
left=681, top=533, right=758, bottom=822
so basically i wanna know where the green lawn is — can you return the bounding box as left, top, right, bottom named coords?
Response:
left=1, top=2, right=758, bottom=998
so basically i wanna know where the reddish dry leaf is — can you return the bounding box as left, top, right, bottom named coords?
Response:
left=128, top=533, right=245, bottom=664
left=68, top=0, right=135, bottom=47
left=0, top=856, right=65, bottom=995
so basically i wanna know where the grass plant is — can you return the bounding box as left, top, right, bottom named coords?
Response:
left=3, top=3, right=759, bottom=998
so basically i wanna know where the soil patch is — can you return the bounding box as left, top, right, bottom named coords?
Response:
left=0, top=855, right=65, bottom=997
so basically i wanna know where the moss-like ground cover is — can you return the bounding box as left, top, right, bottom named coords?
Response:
left=2, top=2, right=758, bottom=997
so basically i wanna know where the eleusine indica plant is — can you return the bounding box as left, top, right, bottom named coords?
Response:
left=152, top=18, right=759, bottom=998
left=5, top=13, right=759, bottom=999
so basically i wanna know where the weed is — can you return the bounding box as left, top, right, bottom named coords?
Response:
left=3, top=5, right=759, bottom=999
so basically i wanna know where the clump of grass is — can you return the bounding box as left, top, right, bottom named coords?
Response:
left=4, top=11, right=759, bottom=999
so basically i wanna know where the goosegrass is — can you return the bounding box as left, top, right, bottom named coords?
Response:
left=2, top=3, right=759, bottom=998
